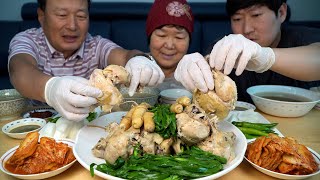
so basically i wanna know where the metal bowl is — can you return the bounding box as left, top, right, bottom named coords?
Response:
left=117, top=87, right=160, bottom=111
left=0, top=89, right=29, bottom=120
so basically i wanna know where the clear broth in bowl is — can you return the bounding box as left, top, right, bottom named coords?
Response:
left=255, top=92, right=312, bottom=102
left=9, top=125, right=41, bottom=133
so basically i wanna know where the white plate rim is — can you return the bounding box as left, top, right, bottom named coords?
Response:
left=0, top=139, right=76, bottom=179
left=244, top=146, right=320, bottom=179
left=73, top=111, right=247, bottom=180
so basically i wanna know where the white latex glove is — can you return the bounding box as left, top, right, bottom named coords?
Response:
left=174, top=52, right=214, bottom=93
left=45, top=76, right=102, bottom=122
left=125, top=56, right=165, bottom=96
left=209, top=34, right=275, bottom=75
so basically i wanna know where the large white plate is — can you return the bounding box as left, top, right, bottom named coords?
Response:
left=74, top=111, right=247, bottom=180
left=225, top=110, right=283, bottom=143
left=0, top=139, right=76, bottom=179
left=245, top=147, right=320, bottom=179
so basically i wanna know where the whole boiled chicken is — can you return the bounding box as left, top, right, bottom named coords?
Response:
left=193, top=69, right=237, bottom=120
left=89, top=65, right=129, bottom=112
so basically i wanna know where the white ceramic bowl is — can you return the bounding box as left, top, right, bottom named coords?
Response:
left=118, top=87, right=160, bottom=111
left=0, top=89, right=29, bottom=120
left=159, top=89, right=192, bottom=104
left=309, top=86, right=320, bottom=109
left=2, top=118, right=46, bottom=139
left=0, top=139, right=76, bottom=179
left=245, top=147, right=320, bottom=179
left=247, top=85, right=320, bottom=117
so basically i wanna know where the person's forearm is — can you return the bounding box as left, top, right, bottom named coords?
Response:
left=271, top=43, right=320, bottom=81
left=108, top=48, right=143, bottom=67
left=9, top=54, right=51, bottom=102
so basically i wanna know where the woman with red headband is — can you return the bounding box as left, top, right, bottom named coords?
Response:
left=146, top=0, right=214, bottom=93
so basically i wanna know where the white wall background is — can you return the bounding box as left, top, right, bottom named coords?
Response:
left=1, top=0, right=319, bottom=21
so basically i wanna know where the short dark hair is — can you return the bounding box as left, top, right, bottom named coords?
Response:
left=226, top=0, right=287, bottom=17
left=37, top=0, right=91, bottom=11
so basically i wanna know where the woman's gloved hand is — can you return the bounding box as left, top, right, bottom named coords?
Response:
left=174, top=52, right=214, bottom=93
left=125, top=56, right=165, bottom=96
left=209, top=34, right=275, bottom=75
left=44, top=76, right=102, bottom=122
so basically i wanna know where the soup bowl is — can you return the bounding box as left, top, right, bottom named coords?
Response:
left=2, top=118, right=46, bottom=139
left=159, top=89, right=192, bottom=104
left=116, top=86, right=160, bottom=111
left=247, top=85, right=320, bottom=117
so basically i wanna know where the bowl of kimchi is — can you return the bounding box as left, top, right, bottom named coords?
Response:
left=0, top=132, right=76, bottom=179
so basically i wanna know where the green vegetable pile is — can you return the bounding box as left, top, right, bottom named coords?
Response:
left=232, top=121, right=278, bottom=139
left=90, top=146, right=226, bottom=180
left=150, top=104, right=177, bottom=139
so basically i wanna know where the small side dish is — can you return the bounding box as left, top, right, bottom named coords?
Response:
left=245, top=134, right=320, bottom=179
left=232, top=121, right=278, bottom=139
left=22, top=108, right=57, bottom=119
left=234, top=101, right=256, bottom=111
left=2, top=118, right=46, bottom=139
left=226, top=110, right=283, bottom=142
left=0, top=132, right=76, bottom=179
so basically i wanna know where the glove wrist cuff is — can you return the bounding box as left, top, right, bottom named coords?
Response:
left=256, top=47, right=275, bottom=73
left=133, top=53, right=153, bottom=61
left=44, top=77, right=58, bottom=106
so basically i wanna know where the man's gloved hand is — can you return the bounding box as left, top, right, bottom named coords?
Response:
left=45, top=76, right=102, bottom=122
left=209, top=34, right=275, bottom=75
left=125, top=56, right=165, bottom=96
left=174, top=52, right=214, bottom=93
